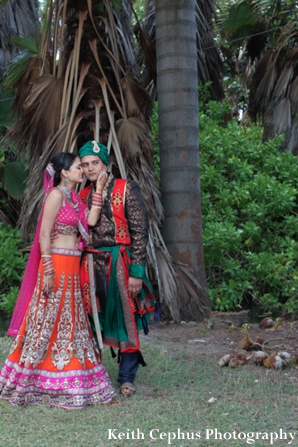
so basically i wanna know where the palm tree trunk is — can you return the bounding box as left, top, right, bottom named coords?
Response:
left=155, top=0, right=210, bottom=319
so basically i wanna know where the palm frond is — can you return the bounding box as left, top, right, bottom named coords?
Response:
left=12, top=35, right=38, bottom=53
left=174, top=261, right=210, bottom=321
left=219, top=1, right=256, bottom=34
left=289, top=77, right=298, bottom=115
left=116, top=117, right=151, bottom=159
left=2, top=161, right=28, bottom=199
left=273, top=97, right=291, bottom=134
left=134, top=25, right=156, bottom=86
left=252, top=51, right=275, bottom=84
left=283, top=118, right=298, bottom=155
left=153, top=246, right=180, bottom=322
left=6, top=74, right=64, bottom=160
left=3, top=50, right=37, bottom=93
left=0, top=89, right=15, bottom=127
left=114, top=4, right=137, bottom=70
left=0, top=209, right=10, bottom=226
left=121, top=74, right=152, bottom=119
left=264, top=97, right=291, bottom=136
left=272, top=66, right=293, bottom=100
left=7, top=53, right=51, bottom=115
left=99, top=77, right=127, bottom=178
left=248, top=55, right=275, bottom=120
left=257, top=63, right=277, bottom=98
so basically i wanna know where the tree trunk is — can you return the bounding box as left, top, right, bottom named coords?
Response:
left=155, top=0, right=210, bottom=319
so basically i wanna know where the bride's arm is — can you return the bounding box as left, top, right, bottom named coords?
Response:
left=87, top=168, right=107, bottom=227
left=39, top=189, right=63, bottom=294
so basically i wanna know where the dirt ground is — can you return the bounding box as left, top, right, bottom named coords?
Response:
left=141, top=311, right=298, bottom=369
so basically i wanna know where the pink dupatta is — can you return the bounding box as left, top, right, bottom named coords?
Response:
left=7, top=164, right=89, bottom=336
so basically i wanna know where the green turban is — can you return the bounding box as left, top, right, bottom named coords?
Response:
left=78, top=141, right=110, bottom=166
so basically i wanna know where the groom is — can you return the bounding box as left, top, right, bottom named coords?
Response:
left=78, top=141, right=156, bottom=396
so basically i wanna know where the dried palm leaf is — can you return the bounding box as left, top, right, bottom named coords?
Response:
left=285, top=46, right=298, bottom=65
left=99, top=77, right=126, bottom=178
left=114, top=16, right=136, bottom=70
left=0, top=209, right=10, bottom=226
left=265, top=97, right=291, bottom=136
left=274, top=31, right=298, bottom=62
left=125, top=159, right=162, bottom=236
left=251, top=51, right=275, bottom=85
left=94, top=99, right=102, bottom=141
left=115, top=116, right=152, bottom=160
left=88, top=38, right=123, bottom=116
left=284, top=118, right=298, bottom=155
left=120, top=74, right=152, bottom=120
left=99, top=2, right=128, bottom=116
left=85, top=0, right=126, bottom=79
left=289, top=77, right=298, bottom=115
left=256, top=64, right=277, bottom=105
left=59, top=50, right=74, bottom=127
left=174, top=261, right=210, bottom=321
left=61, top=62, right=91, bottom=153
left=272, top=66, right=293, bottom=100
left=5, top=53, right=51, bottom=114
left=134, top=24, right=156, bottom=86
left=6, top=74, right=64, bottom=161
left=153, top=246, right=180, bottom=322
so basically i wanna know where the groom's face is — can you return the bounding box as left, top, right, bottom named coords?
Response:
left=81, top=155, right=104, bottom=183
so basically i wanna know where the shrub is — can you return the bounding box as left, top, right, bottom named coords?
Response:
left=200, top=102, right=298, bottom=314
left=0, top=223, right=28, bottom=316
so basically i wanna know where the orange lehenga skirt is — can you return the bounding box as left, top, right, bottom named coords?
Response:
left=0, top=248, right=116, bottom=409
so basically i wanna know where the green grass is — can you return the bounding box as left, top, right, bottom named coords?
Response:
left=0, top=337, right=297, bottom=447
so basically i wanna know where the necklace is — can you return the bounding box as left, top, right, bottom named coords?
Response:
left=57, top=185, right=79, bottom=213
left=57, top=185, right=72, bottom=203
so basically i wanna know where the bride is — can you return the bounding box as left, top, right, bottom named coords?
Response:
left=0, top=152, right=116, bottom=409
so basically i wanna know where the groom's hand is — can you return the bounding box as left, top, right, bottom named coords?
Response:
left=128, top=277, right=143, bottom=297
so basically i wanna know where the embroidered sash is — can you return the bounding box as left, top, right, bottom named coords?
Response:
left=111, top=179, right=130, bottom=245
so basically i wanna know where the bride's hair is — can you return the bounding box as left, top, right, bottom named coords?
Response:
left=50, top=152, right=78, bottom=186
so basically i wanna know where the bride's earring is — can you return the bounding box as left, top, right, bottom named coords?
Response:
left=64, top=176, right=69, bottom=187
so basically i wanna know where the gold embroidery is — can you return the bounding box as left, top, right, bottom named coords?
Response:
left=112, top=189, right=123, bottom=211
left=73, top=274, right=98, bottom=365
left=20, top=273, right=62, bottom=368
left=51, top=274, right=74, bottom=370
left=117, top=221, right=128, bottom=242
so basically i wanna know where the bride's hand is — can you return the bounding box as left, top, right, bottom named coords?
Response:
left=96, top=167, right=108, bottom=193
left=43, top=276, right=55, bottom=295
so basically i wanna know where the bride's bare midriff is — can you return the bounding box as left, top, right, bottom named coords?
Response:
left=51, top=233, right=79, bottom=250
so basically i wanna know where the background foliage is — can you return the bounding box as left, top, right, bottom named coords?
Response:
left=200, top=100, right=298, bottom=315
left=0, top=223, right=28, bottom=315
